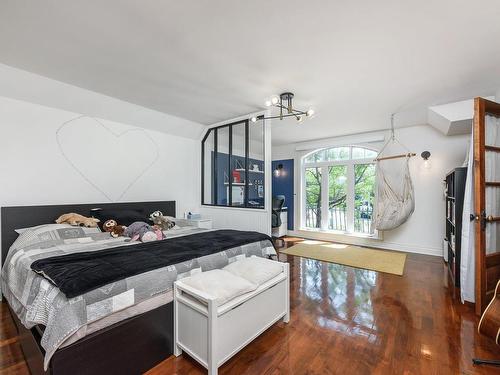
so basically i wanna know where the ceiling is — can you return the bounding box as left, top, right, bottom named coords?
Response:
left=1, top=1, right=500, bottom=145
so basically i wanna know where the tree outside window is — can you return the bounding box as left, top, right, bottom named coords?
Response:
left=303, top=146, right=377, bottom=235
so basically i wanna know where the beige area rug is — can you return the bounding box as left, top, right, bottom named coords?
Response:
left=280, top=241, right=407, bottom=276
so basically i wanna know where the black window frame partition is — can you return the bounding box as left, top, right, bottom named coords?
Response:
left=201, top=119, right=265, bottom=209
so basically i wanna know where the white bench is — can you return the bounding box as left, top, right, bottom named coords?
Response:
left=173, top=258, right=290, bottom=375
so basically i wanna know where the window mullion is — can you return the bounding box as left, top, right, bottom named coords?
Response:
left=213, top=128, right=218, bottom=205
left=244, top=120, right=249, bottom=208
left=228, top=125, right=233, bottom=206
left=321, top=166, right=329, bottom=230
left=302, top=167, right=307, bottom=229
left=346, top=162, right=355, bottom=233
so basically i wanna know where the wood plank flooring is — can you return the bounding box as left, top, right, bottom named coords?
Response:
left=0, top=302, right=29, bottom=374
left=1, top=237, right=499, bottom=374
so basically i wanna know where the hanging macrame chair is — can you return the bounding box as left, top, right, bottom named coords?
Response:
left=373, top=114, right=416, bottom=231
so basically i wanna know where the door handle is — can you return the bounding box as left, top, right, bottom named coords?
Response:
left=481, top=210, right=487, bottom=231
left=475, top=211, right=498, bottom=230
left=473, top=211, right=487, bottom=231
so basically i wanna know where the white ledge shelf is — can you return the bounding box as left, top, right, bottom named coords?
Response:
left=234, top=168, right=264, bottom=174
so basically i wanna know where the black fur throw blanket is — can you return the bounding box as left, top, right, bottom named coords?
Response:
left=31, top=230, right=273, bottom=298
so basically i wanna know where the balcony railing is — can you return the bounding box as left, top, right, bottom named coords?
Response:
left=305, top=206, right=373, bottom=234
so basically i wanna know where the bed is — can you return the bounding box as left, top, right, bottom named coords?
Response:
left=0, top=201, right=275, bottom=375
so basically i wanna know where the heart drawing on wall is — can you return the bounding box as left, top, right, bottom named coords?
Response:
left=56, top=115, right=160, bottom=202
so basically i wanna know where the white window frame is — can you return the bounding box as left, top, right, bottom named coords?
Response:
left=301, top=146, right=378, bottom=238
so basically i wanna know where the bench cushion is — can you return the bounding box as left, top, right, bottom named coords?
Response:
left=180, top=269, right=257, bottom=305
left=224, top=256, right=283, bottom=286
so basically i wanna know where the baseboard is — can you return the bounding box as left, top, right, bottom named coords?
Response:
left=287, top=230, right=442, bottom=257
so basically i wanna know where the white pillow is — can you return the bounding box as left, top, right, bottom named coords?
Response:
left=180, top=269, right=257, bottom=306
left=223, top=256, right=283, bottom=286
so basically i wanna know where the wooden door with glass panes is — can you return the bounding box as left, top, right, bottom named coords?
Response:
left=473, top=97, right=500, bottom=315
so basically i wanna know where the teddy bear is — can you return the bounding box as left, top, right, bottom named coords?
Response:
left=56, top=213, right=100, bottom=228
left=124, top=221, right=164, bottom=242
left=102, top=219, right=127, bottom=238
left=149, top=210, right=175, bottom=230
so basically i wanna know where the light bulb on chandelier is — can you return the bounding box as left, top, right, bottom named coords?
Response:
left=258, top=92, right=315, bottom=124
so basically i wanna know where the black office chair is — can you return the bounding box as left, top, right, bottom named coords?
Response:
left=271, top=195, right=285, bottom=246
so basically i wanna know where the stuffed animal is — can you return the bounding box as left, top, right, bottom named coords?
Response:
left=102, top=219, right=126, bottom=238
left=56, top=213, right=100, bottom=228
left=149, top=210, right=175, bottom=230
left=124, top=221, right=164, bottom=242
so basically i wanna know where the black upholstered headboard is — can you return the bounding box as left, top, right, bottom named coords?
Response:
left=1, top=201, right=175, bottom=265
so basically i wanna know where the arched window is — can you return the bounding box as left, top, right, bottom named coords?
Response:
left=302, top=146, right=377, bottom=235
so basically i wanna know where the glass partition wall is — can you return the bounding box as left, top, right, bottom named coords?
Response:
left=202, top=119, right=265, bottom=209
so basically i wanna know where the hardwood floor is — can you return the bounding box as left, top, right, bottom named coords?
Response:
left=0, top=302, right=29, bottom=374
left=1, top=237, right=499, bottom=374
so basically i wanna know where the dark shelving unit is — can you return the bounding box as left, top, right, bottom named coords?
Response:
left=444, top=167, right=467, bottom=287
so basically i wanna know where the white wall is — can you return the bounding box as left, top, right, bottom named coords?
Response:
left=273, top=124, right=470, bottom=256
left=0, top=66, right=204, bottom=262
left=0, top=96, right=200, bottom=212
left=0, top=64, right=205, bottom=139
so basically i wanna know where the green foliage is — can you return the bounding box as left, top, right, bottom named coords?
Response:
left=305, top=164, right=374, bottom=209
left=305, top=167, right=322, bottom=228
left=354, top=164, right=376, bottom=216
left=304, top=153, right=376, bottom=232
left=328, top=166, right=347, bottom=208
left=354, top=164, right=375, bottom=233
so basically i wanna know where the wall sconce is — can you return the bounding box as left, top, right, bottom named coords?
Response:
left=274, top=163, right=284, bottom=177
left=421, top=151, right=431, bottom=169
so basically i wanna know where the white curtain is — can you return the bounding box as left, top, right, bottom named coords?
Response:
left=461, top=115, right=500, bottom=303
left=461, top=135, right=475, bottom=303
left=485, top=115, right=500, bottom=254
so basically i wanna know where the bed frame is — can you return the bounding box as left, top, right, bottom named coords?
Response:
left=1, top=201, right=176, bottom=375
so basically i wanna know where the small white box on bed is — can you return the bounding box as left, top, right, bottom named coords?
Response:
left=173, top=259, right=290, bottom=375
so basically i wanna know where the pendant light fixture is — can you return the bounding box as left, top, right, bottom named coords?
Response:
left=250, top=92, right=315, bottom=123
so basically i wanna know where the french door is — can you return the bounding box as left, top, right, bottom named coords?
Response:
left=474, top=97, right=500, bottom=315
left=302, top=146, right=377, bottom=236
